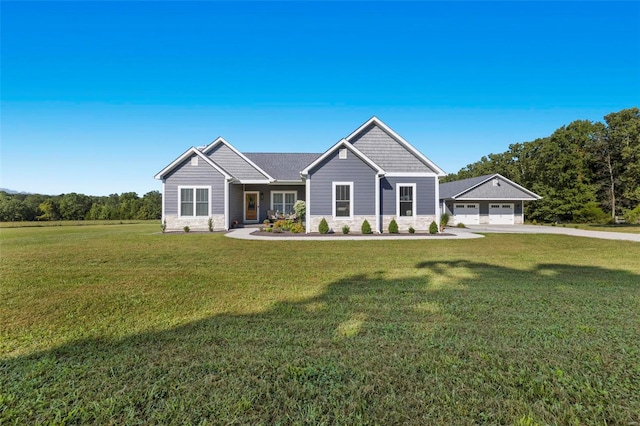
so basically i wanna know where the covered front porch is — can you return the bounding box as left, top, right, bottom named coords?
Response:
left=228, top=183, right=305, bottom=226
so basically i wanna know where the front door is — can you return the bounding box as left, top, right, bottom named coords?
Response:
left=244, top=192, right=259, bottom=222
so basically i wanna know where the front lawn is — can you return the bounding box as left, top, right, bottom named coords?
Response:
left=1, top=224, right=639, bottom=424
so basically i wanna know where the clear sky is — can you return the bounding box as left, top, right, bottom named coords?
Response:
left=1, top=1, right=639, bottom=196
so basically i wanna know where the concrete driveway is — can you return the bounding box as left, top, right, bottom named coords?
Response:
left=460, top=225, right=640, bottom=242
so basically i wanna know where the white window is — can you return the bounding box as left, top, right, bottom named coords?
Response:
left=191, top=156, right=198, bottom=166
left=491, top=204, right=500, bottom=208
left=179, top=186, right=210, bottom=217
left=333, top=182, right=353, bottom=219
left=271, top=191, right=297, bottom=215
left=339, top=148, right=347, bottom=159
left=455, top=204, right=465, bottom=208
left=397, top=183, right=416, bottom=217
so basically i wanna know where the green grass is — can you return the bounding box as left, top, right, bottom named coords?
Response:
left=535, top=222, right=640, bottom=233
left=1, top=224, right=639, bottom=425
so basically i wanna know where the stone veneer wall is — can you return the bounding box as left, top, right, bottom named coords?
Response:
left=381, top=215, right=437, bottom=233
left=308, top=215, right=378, bottom=234
left=164, top=214, right=226, bottom=232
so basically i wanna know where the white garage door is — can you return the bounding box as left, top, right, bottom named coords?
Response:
left=453, top=203, right=479, bottom=225
left=489, top=203, right=514, bottom=224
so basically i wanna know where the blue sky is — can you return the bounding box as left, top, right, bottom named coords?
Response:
left=2, top=1, right=639, bottom=196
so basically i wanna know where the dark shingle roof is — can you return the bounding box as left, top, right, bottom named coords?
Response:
left=439, top=174, right=495, bottom=199
left=244, top=153, right=322, bottom=181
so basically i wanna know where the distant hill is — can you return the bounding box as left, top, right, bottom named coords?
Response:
left=0, top=188, right=23, bottom=194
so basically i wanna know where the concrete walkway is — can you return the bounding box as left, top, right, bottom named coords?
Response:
left=462, top=224, right=640, bottom=242
left=225, top=225, right=640, bottom=242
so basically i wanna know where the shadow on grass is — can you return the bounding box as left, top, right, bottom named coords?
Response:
left=2, top=262, right=639, bottom=425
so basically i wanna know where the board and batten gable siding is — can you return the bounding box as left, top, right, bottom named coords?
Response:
left=380, top=176, right=436, bottom=216
left=460, top=177, right=534, bottom=199
left=308, top=149, right=377, bottom=216
left=349, top=124, right=436, bottom=173
left=163, top=155, right=225, bottom=215
left=206, top=144, right=267, bottom=181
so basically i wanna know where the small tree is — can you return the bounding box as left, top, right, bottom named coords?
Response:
left=388, top=219, right=399, bottom=233
left=429, top=221, right=438, bottom=234
left=318, top=218, right=329, bottom=234
left=361, top=219, right=372, bottom=234
left=208, top=217, right=214, bottom=232
left=294, top=200, right=306, bottom=222
left=342, top=225, right=350, bottom=234
left=440, top=212, right=450, bottom=229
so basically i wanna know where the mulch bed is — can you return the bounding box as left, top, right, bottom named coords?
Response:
left=251, top=230, right=455, bottom=237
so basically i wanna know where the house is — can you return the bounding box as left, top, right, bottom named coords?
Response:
left=439, top=173, right=541, bottom=225
left=155, top=118, right=540, bottom=233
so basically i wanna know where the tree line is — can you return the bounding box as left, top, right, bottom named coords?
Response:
left=443, top=107, right=640, bottom=224
left=0, top=191, right=162, bottom=222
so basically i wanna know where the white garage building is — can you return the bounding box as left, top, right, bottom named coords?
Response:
left=440, top=173, right=541, bottom=225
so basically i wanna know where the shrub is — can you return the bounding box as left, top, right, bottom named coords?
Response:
left=183, top=226, right=190, bottom=233
left=388, top=219, right=399, bottom=234
left=623, top=205, right=640, bottom=224
left=294, top=200, right=306, bottom=222
left=208, top=217, right=214, bottom=232
left=573, top=201, right=608, bottom=223
left=440, top=212, right=450, bottom=229
left=408, top=226, right=415, bottom=234
left=290, top=223, right=305, bottom=233
left=263, top=219, right=270, bottom=226
left=319, top=218, right=329, bottom=234
left=361, top=219, right=372, bottom=234
left=429, top=221, right=438, bottom=234
left=456, top=222, right=466, bottom=228
left=342, top=225, right=350, bottom=234
left=273, top=220, right=288, bottom=230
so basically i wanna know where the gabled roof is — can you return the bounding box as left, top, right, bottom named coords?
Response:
left=301, top=138, right=385, bottom=176
left=346, top=116, right=446, bottom=176
left=245, top=153, right=321, bottom=182
left=154, top=147, right=232, bottom=180
left=202, top=137, right=275, bottom=182
left=439, top=173, right=542, bottom=200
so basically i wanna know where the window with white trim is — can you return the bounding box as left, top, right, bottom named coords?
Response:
left=397, top=184, right=416, bottom=217
left=271, top=191, right=297, bottom=215
left=333, top=182, right=353, bottom=218
left=179, top=187, right=209, bottom=216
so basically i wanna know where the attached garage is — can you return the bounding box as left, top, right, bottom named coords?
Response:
left=439, top=173, right=541, bottom=226
left=488, top=203, right=514, bottom=224
left=453, top=203, right=479, bottom=225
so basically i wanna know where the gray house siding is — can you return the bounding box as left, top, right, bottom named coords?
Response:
left=458, top=177, right=534, bottom=199
left=206, top=144, right=268, bottom=181
left=163, top=155, right=225, bottom=215
left=228, top=184, right=243, bottom=226
left=380, top=177, right=436, bottom=216
left=350, top=124, right=436, bottom=173
left=308, top=149, right=377, bottom=216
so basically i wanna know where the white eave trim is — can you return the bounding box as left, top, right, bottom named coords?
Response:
left=450, top=197, right=541, bottom=201
left=384, top=172, right=438, bottom=177
left=202, top=136, right=276, bottom=181
left=301, top=138, right=385, bottom=176
left=154, top=147, right=232, bottom=180
left=345, top=116, right=447, bottom=177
